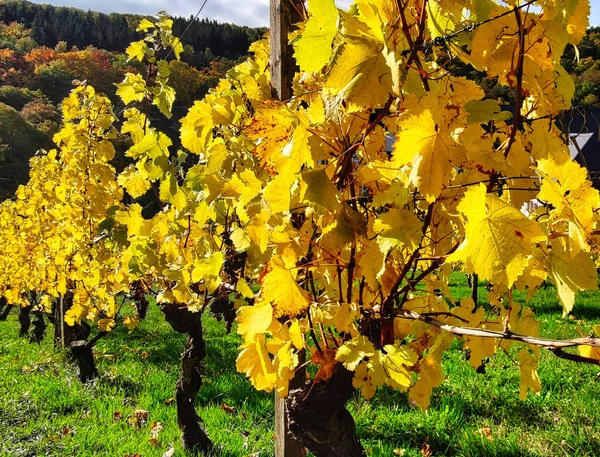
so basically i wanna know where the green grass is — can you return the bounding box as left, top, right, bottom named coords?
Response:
left=1, top=275, right=600, bottom=456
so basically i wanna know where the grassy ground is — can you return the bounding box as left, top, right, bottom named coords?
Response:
left=1, top=275, right=600, bottom=457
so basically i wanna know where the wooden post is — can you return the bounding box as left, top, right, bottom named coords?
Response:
left=270, top=0, right=302, bottom=101
left=59, top=294, right=65, bottom=349
left=270, top=1, right=306, bottom=456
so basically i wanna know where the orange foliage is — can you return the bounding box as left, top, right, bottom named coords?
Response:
left=0, top=48, right=29, bottom=85
left=24, top=47, right=58, bottom=66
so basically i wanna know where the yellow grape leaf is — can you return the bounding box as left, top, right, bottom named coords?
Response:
left=115, top=204, right=152, bottom=237
left=152, top=85, right=175, bottom=119
left=136, top=19, right=155, bottom=32
left=357, top=239, right=386, bottom=289
left=180, top=101, right=214, bottom=154
left=371, top=179, right=410, bottom=208
left=537, top=152, right=599, bottom=240
left=373, top=208, right=422, bottom=253
left=274, top=341, right=299, bottom=397
left=449, top=184, right=546, bottom=288
left=260, top=256, right=310, bottom=318
left=236, top=334, right=277, bottom=391
left=353, top=359, right=385, bottom=400
left=547, top=242, right=598, bottom=315
left=245, top=209, right=270, bottom=253
left=336, top=335, right=376, bottom=371
left=393, top=109, right=456, bottom=203
left=451, top=298, right=501, bottom=369
left=293, top=0, right=339, bottom=73
left=123, top=315, right=139, bottom=330
left=118, top=166, right=151, bottom=198
left=115, top=73, right=147, bottom=104
left=191, top=251, right=224, bottom=284
left=300, top=168, right=341, bottom=211
left=127, top=131, right=172, bottom=159
left=237, top=303, right=273, bottom=341
left=469, top=8, right=517, bottom=80
left=464, top=99, right=512, bottom=124
left=325, top=37, right=391, bottom=109
left=579, top=344, right=600, bottom=361
left=263, top=173, right=293, bottom=214
left=65, top=303, right=86, bottom=326
left=333, top=302, right=358, bottom=334
left=518, top=349, right=541, bottom=400
left=409, top=334, right=451, bottom=409
left=578, top=326, right=600, bottom=360
left=383, top=344, right=417, bottom=390
left=427, top=0, right=456, bottom=39
left=289, top=319, right=304, bottom=350
left=125, top=41, right=147, bottom=62
left=236, top=278, right=254, bottom=299
left=98, top=318, right=117, bottom=332
left=541, top=0, right=590, bottom=53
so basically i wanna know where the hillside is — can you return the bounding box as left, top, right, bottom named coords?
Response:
left=0, top=2, right=267, bottom=199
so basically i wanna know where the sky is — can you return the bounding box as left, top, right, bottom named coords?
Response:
left=28, top=0, right=600, bottom=28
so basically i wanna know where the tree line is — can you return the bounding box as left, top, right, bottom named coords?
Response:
left=0, top=0, right=266, bottom=66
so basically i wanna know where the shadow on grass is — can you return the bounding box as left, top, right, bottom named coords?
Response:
left=356, top=386, right=557, bottom=457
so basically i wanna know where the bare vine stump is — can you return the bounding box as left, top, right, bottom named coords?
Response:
left=287, top=364, right=365, bottom=457
left=29, top=311, right=46, bottom=343
left=18, top=305, right=32, bottom=337
left=70, top=340, right=98, bottom=382
left=161, top=305, right=213, bottom=454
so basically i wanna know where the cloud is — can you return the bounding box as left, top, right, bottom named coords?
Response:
left=30, top=0, right=357, bottom=28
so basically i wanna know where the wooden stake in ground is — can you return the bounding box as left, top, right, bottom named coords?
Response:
left=270, top=1, right=306, bottom=456
left=270, top=0, right=301, bottom=101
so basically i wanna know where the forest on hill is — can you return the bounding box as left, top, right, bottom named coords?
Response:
left=0, top=0, right=266, bottom=62
left=0, top=0, right=266, bottom=199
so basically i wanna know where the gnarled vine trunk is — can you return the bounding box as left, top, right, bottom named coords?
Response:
left=29, top=310, right=46, bottom=343
left=0, top=296, right=7, bottom=319
left=0, top=304, right=13, bottom=321
left=70, top=339, right=98, bottom=382
left=287, top=364, right=365, bottom=457
left=161, top=305, right=212, bottom=455
left=18, top=305, right=32, bottom=337
left=50, top=292, right=102, bottom=382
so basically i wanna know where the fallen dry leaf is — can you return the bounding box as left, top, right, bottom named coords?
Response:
left=420, top=437, right=432, bottom=457
left=476, top=426, right=493, bottom=441
left=127, top=409, right=149, bottom=429
left=221, top=403, right=237, bottom=415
